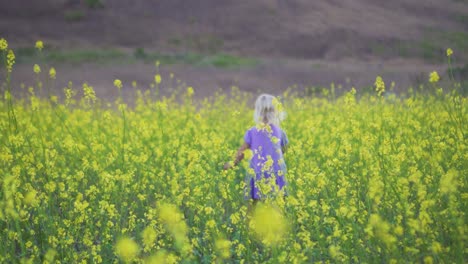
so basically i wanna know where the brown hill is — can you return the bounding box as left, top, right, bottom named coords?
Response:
left=1, top=0, right=467, bottom=99
left=2, top=0, right=467, bottom=60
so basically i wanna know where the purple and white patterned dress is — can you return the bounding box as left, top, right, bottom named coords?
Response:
left=243, top=123, right=288, bottom=200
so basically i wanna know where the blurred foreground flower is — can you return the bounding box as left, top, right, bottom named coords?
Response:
left=115, top=237, right=139, bottom=263
left=215, top=238, right=231, bottom=259
left=158, top=203, right=191, bottom=254
left=44, top=249, right=57, bottom=264
left=250, top=203, right=288, bottom=246
left=366, top=214, right=396, bottom=249
left=145, top=250, right=178, bottom=264
left=24, top=190, right=39, bottom=207
left=142, top=226, right=157, bottom=252
left=440, top=169, right=458, bottom=194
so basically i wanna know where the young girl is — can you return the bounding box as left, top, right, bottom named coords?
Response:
left=224, top=94, right=289, bottom=200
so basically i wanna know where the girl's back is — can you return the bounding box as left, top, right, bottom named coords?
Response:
left=224, top=93, right=289, bottom=200
left=244, top=123, right=288, bottom=174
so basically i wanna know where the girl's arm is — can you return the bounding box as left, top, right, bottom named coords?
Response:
left=224, top=142, right=250, bottom=170
left=281, top=130, right=289, bottom=154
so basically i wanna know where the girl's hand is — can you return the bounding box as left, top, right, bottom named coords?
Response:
left=224, top=142, right=249, bottom=170
left=223, top=162, right=233, bottom=170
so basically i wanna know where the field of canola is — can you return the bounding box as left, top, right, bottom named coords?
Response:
left=0, top=40, right=467, bottom=263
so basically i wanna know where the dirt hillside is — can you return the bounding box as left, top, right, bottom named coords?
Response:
left=2, top=0, right=467, bottom=58
left=1, top=0, right=467, bottom=99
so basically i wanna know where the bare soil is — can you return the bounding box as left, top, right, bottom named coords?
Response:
left=9, top=58, right=448, bottom=102
left=1, top=0, right=467, bottom=100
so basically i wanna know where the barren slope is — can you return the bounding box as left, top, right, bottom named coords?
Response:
left=1, top=0, right=467, bottom=99
left=1, top=0, right=467, bottom=59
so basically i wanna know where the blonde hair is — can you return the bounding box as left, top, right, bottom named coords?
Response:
left=253, top=94, right=285, bottom=126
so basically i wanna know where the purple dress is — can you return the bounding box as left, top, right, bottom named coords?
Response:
left=244, top=124, right=288, bottom=200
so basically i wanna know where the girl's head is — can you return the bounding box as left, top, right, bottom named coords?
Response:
left=254, top=94, right=285, bottom=126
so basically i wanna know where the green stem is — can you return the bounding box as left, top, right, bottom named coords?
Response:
left=15, top=220, right=26, bottom=258
left=6, top=70, right=18, bottom=133
left=121, top=107, right=126, bottom=169
left=447, top=57, right=455, bottom=84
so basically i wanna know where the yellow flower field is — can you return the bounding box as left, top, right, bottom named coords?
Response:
left=0, top=40, right=467, bottom=263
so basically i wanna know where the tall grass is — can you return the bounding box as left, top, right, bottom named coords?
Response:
left=0, top=39, right=466, bottom=263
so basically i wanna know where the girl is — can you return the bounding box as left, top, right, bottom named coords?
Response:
left=224, top=94, right=289, bottom=201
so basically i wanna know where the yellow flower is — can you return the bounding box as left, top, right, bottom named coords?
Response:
left=329, top=245, right=343, bottom=260
left=440, top=169, right=457, bottom=194
left=272, top=97, right=283, bottom=113
left=83, top=82, right=97, bottom=105
left=262, top=155, right=274, bottom=172
left=250, top=203, right=288, bottom=245
left=206, top=219, right=216, bottom=229
left=187, top=86, right=194, bottom=96
left=431, top=241, right=442, bottom=253
left=142, top=226, right=157, bottom=250
left=215, top=238, right=231, bottom=259
left=155, top=74, right=162, bottom=84
left=446, top=48, right=453, bottom=57
left=44, top=248, right=57, bottom=263
left=429, top=71, right=439, bottom=83
left=423, top=256, right=433, bottom=264
left=270, top=136, right=280, bottom=144
left=145, top=250, right=169, bottom=264
left=33, top=64, right=41, bottom=74
left=375, top=76, right=385, bottom=96
left=64, top=87, right=76, bottom=106
left=24, top=190, right=39, bottom=207
left=49, top=67, right=56, bottom=79
left=158, top=203, right=190, bottom=252
left=366, top=214, right=396, bottom=248
left=394, top=225, right=404, bottom=236
left=35, top=40, right=44, bottom=51
left=204, top=206, right=213, bottom=214
left=0, top=38, right=8, bottom=50
left=230, top=212, right=240, bottom=225
left=7, top=49, right=15, bottom=72
left=243, top=149, right=253, bottom=160
left=114, top=79, right=123, bottom=89
left=115, top=237, right=139, bottom=263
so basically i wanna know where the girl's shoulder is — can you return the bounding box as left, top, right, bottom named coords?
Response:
left=270, top=124, right=285, bottom=134
left=246, top=126, right=257, bottom=133
left=250, top=123, right=285, bottom=137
